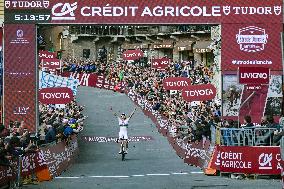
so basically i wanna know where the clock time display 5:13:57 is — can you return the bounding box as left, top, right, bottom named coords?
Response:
left=14, top=14, right=51, bottom=21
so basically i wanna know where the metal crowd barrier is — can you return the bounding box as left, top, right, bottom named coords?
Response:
left=253, top=127, right=277, bottom=146
left=220, top=127, right=277, bottom=146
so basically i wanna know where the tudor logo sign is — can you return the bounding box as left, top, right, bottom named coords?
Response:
left=182, top=84, right=216, bottom=102
left=5, top=0, right=50, bottom=9
left=52, top=2, right=78, bottom=21
left=236, top=26, right=268, bottom=53
left=163, top=77, right=191, bottom=91
left=239, top=67, right=269, bottom=84
left=39, top=87, right=74, bottom=104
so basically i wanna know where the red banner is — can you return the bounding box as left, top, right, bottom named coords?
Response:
left=41, top=58, right=61, bottom=71
left=39, top=87, right=74, bottom=104
left=40, top=136, right=79, bottom=177
left=38, top=50, right=57, bottom=61
left=95, top=75, right=125, bottom=92
left=211, top=146, right=282, bottom=175
left=4, top=24, right=36, bottom=132
left=61, top=72, right=125, bottom=92
left=61, top=72, right=98, bottom=87
left=163, top=77, right=191, bottom=91
left=184, top=140, right=211, bottom=168
left=152, top=58, right=170, bottom=70
left=0, top=136, right=79, bottom=185
left=6, top=1, right=282, bottom=24
left=239, top=67, right=270, bottom=84
left=182, top=84, right=217, bottom=102
left=122, top=50, right=143, bottom=60
left=222, top=23, right=283, bottom=71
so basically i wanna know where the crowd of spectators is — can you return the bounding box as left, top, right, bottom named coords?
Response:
left=0, top=99, right=87, bottom=169
left=39, top=99, right=87, bottom=145
left=0, top=121, right=37, bottom=168
left=61, top=54, right=284, bottom=146
left=61, top=55, right=222, bottom=144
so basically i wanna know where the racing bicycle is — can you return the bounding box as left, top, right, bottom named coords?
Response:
left=119, top=139, right=128, bottom=161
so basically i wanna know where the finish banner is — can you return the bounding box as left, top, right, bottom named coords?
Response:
left=4, top=0, right=282, bottom=24
left=210, top=146, right=282, bottom=175
left=222, top=23, right=283, bottom=71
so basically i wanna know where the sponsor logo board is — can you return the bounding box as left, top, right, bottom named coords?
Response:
left=39, top=87, right=74, bottom=104
left=151, top=58, right=170, bottom=70
left=122, top=49, right=144, bottom=61
left=163, top=77, right=191, bottom=91
left=239, top=67, right=270, bottom=84
left=182, top=84, right=217, bottom=102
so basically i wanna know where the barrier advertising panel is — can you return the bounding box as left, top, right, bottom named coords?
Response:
left=213, top=146, right=282, bottom=175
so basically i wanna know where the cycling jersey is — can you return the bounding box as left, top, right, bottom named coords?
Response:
left=118, top=117, right=129, bottom=139
left=118, top=118, right=130, bottom=127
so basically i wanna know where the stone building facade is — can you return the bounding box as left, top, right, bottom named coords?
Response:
left=39, top=25, right=216, bottom=65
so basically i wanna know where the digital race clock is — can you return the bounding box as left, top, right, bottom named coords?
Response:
left=15, top=14, right=51, bottom=21
left=5, top=10, right=51, bottom=24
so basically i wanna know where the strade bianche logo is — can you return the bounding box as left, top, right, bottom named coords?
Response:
left=236, top=26, right=268, bottom=53
left=52, top=2, right=78, bottom=20
left=17, top=30, right=24, bottom=38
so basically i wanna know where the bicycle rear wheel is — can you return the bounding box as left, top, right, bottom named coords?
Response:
left=121, top=151, right=125, bottom=161
left=121, top=143, right=126, bottom=161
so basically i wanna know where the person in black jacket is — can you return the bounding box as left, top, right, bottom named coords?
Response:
left=243, top=115, right=254, bottom=128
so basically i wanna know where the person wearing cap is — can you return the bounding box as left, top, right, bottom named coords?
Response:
left=110, top=107, right=137, bottom=154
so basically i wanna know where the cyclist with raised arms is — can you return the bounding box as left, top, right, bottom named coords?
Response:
left=110, top=107, right=137, bottom=154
